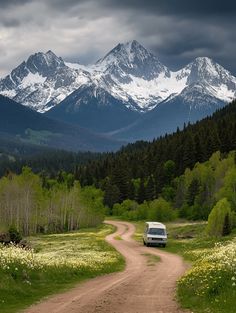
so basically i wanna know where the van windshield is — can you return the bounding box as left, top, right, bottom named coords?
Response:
left=148, top=228, right=165, bottom=235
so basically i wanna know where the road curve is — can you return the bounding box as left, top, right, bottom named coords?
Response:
left=23, top=221, right=189, bottom=313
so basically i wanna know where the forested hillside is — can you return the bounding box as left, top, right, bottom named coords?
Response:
left=109, top=151, right=236, bottom=224
left=0, top=149, right=102, bottom=177
left=76, top=100, right=236, bottom=206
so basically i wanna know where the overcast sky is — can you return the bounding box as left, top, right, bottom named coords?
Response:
left=0, top=0, right=236, bottom=76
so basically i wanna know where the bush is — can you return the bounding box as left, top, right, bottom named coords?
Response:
left=8, top=226, right=22, bottom=244
left=147, top=198, right=177, bottom=222
left=206, top=198, right=233, bottom=237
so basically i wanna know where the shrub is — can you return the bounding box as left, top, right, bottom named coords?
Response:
left=206, top=198, right=233, bottom=237
left=147, top=198, right=176, bottom=222
left=8, top=226, right=22, bottom=244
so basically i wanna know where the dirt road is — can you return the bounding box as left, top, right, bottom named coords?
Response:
left=24, top=221, right=189, bottom=313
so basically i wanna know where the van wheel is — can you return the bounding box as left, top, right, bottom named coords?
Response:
left=143, top=239, right=146, bottom=246
left=162, top=244, right=166, bottom=248
left=146, top=243, right=150, bottom=247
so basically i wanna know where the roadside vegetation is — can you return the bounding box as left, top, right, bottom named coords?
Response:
left=0, top=224, right=124, bottom=313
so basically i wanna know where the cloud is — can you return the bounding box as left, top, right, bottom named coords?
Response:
left=104, top=0, right=236, bottom=17
left=0, top=0, right=235, bottom=76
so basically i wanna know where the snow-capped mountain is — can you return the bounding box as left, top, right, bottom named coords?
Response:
left=175, top=57, right=236, bottom=103
left=67, top=42, right=236, bottom=112
left=0, top=40, right=235, bottom=125
left=0, top=50, right=91, bottom=112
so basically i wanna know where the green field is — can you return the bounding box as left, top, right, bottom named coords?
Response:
left=133, top=220, right=236, bottom=313
left=0, top=224, right=125, bottom=313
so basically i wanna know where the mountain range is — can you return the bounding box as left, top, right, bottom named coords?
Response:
left=0, top=40, right=235, bottom=149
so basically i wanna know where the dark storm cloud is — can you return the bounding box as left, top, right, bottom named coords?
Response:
left=0, top=0, right=31, bottom=9
left=104, top=0, right=236, bottom=16
left=0, top=0, right=235, bottom=76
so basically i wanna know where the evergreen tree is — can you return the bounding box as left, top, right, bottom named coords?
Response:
left=103, top=182, right=120, bottom=209
left=187, top=178, right=200, bottom=206
left=137, top=178, right=146, bottom=204
left=145, top=176, right=155, bottom=201
left=182, top=134, right=196, bottom=169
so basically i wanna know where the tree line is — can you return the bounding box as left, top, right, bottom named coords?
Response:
left=0, top=167, right=105, bottom=236
left=106, top=151, right=236, bottom=235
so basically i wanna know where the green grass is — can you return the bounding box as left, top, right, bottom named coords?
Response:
left=133, top=220, right=236, bottom=313
left=0, top=224, right=125, bottom=313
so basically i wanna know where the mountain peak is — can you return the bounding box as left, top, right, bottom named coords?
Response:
left=26, top=50, right=64, bottom=75
left=95, top=40, right=169, bottom=81
left=46, top=49, right=54, bottom=55
left=179, top=56, right=236, bottom=90
left=98, top=40, right=153, bottom=65
left=193, top=56, right=214, bottom=63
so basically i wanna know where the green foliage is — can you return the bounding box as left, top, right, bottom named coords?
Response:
left=145, top=176, right=155, bottom=201
left=74, top=100, right=236, bottom=204
left=163, top=160, right=176, bottom=185
left=222, top=213, right=231, bottom=236
left=148, top=198, right=177, bottom=222
left=106, top=150, right=236, bottom=225
left=8, top=227, right=22, bottom=244
left=113, top=200, right=140, bottom=220
left=103, top=180, right=120, bottom=209
left=206, top=198, right=232, bottom=237
left=217, top=167, right=236, bottom=210
left=0, top=167, right=105, bottom=236
left=137, top=177, right=146, bottom=204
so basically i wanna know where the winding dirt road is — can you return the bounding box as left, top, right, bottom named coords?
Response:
left=24, top=221, right=189, bottom=313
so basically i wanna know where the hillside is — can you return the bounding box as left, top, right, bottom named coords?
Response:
left=76, top=99, right=236, bottom=203
left=0, top=95, right=123, bottom=152
left=2, top=99, right=236, bottom=201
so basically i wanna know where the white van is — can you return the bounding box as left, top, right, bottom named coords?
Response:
left=143, top=222, right=167, bottom=247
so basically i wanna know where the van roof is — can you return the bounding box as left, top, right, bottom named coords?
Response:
left=145, top=222, right=166, bottom=229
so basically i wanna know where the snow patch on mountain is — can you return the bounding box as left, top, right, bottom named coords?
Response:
left=21, top=72, right=46, bottom=88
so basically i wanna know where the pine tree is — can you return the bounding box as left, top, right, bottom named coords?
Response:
left=182, top=134, right=196, bottom=169
left=145, top=176, right=155, bottom=201
left=103, top=182, right=120, bottom=208
left=137, top=178, right=146, bottom=204
left=187, top=178, right=200, bottom=206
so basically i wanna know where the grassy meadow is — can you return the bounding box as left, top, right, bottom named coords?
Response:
left=0, top=224, right=124, bottom=313
left=133, top=220, right=236, bottom=313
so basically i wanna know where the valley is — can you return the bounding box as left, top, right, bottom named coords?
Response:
left=0, top=6, right=235, bottom=313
